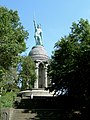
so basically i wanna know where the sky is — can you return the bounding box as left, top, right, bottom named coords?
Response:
left=1, top=0, right=90, bottom=57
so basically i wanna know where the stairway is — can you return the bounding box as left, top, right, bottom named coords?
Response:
left=11, top=96, right=70, bottom=120
left=11, top=109, right=36, bottom=120
left=11, top=109, right=65, bottom=120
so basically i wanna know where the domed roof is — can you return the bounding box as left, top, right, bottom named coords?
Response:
left=29, top=45, right=49, bottom=62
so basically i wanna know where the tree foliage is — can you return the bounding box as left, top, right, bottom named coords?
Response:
left=0, top=7, right=28, bottom=70
left=18, top=56, right=36, bottom=90
left=49, top=19, right=90, bottom=100
left=0, top=7, right=28, bottom=92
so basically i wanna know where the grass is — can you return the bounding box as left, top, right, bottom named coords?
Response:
left=0, top=92, right=16, bottom=108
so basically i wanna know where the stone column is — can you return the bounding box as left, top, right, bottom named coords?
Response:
left=34, top=62, right=39, bottom=89
left=44, top=64, right=48, bottom=88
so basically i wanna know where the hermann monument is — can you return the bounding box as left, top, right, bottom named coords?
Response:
left=29, top=19, right=49, bottom=89
left=18, top=19, right=53, bottom=98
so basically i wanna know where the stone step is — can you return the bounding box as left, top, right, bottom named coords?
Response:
left=11, top=109, right=66, bottom=120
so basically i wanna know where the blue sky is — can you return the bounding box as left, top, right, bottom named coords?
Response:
left=1, top=0, right=90, bottom=57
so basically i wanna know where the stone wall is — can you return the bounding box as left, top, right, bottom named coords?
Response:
left=1, top=108, right=13, bottom=120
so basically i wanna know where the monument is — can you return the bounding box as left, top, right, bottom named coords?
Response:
left=29, top=19, right=49, bottom=89
left=18, top=19, right=53, bottom=98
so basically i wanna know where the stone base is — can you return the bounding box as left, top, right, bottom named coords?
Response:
left=18, top=89, right=54, bottom=99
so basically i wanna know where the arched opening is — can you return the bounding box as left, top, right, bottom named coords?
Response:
left=38, top=63, right=45, bottom=88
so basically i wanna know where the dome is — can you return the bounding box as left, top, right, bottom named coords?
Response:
left=29, top=45, right=49, bottom=62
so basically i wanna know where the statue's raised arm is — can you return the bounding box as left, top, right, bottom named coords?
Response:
left=33, top=19, right=43, bottom=46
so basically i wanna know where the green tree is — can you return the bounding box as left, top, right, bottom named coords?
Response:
left=18, top=56, right=36, bottom=90
left=0, top=7, right=28, bottom=92
left=0, top=7, right=28, bottom=69
left=2, top=67, right=19, bottom=92
left=49, top=19, right=90, bottom=101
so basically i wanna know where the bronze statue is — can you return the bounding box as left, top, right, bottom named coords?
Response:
left=33, top=19, right=43, bottom=45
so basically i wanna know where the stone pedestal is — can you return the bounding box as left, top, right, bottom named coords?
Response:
left=18, top=89, right=54, bottom=98
left=29, top=45, right=49, bottom=89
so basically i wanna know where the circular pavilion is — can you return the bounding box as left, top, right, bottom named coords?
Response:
left=29, top=45, right=49, bottom=89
